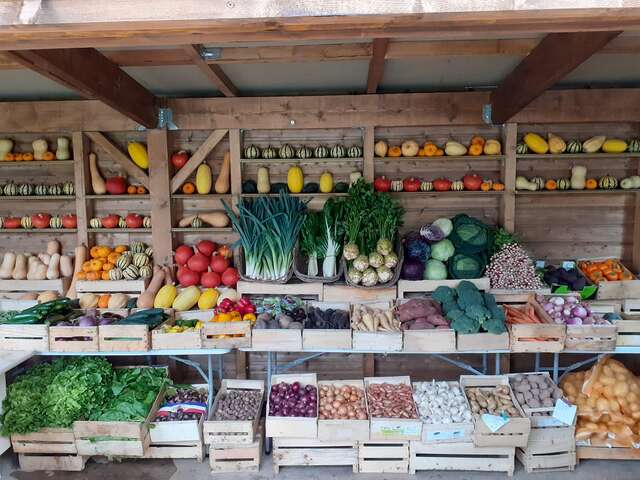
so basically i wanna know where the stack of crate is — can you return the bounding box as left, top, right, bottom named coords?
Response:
left=203, top=379, right=264, bottom=473
left=11, top=427, right=87, bottom=472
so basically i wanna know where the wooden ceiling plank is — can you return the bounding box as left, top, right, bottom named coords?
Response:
left=183, top=44, right=238, bottom=97
left=366, top=38, right=389, bottom=94
left=170, top=129, right=229, bottom=193
left=85, top=132, right=150, bottom=188
left=490, top=31, right=623, bottom=124
left=6, top=48, right=157, bottom=128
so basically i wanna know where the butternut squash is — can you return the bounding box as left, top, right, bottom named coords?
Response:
left=38, top=253, right=51, bottom=265
left=137, top=267, right=165, bottom=308
left=66, top=245, right=87, bottom=299
left=56, top=137, right=71, bottom=160
left=47, top=240, right=61, bottom=256
left=214, top=151, right=231, bottom=194
left=37, top=291, right=58, bottom=303
left=196, top=163, right=212, bottom=194
left=108, top=293, right=129, bottom=309
left=12, top=254, right=27, bottom=280
left=60, top=255, right=74, bottom=277
left=0, top=252, right=16, bottom=279
left=89, top=153, right=107, bottom=194
left=32, top=139, right=48, bottom=160
left=47, top=253, right=61, bottom=280
left=79, top=293, right=99, bottom=309
left=178, top=212, right=229, bottom=228
left=27, top=259, right=42, bottom=280
left=163, top=265, right=175, bottom=286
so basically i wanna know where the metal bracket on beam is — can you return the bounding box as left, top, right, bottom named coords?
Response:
left=157, top=108, right=179, bottom=130
left=482, top=104, right=493, bottom=125
left=199, top=47, right=222, bottom=61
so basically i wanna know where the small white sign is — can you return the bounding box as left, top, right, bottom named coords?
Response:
left=535, top=260, right=546, bottom=269
left=426, top=429, right=466, bottom=442
left=481, top=414, right=509, bottom=433
left=552, top=398, right=577, bottom=426
left=562, top=261, right=576, bottom=270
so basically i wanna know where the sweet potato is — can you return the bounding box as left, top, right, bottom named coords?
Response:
left=396, top=298, right=441, bottom=322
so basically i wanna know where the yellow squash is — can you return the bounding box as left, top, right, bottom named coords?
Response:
left=172, top=286, right=201, bottom=311
left=319, top=171, right=334, bottom=193
left=127, top=142, right=149, bottom=169
left=154, top=284, right=177, bottom=309
left=602, top=139, right=628, bottom=154
left=198, top=288, right=219, bottom=310
left=196, top=163, right=212, bottom=194
left=523, top=133, right=549, bottom=154
left=287, top=165, right=304, bottom=193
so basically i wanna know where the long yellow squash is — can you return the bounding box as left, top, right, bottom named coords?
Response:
left=127, top=142, right=149, bottom=169
left=196, top=163, right=212, bottom=194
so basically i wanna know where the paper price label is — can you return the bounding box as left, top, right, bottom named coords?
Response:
left=426, top=429, right=466, bottom=442
left=552, top=399, right=577, bottom=426
left=562, top=261, right=576, bottom=270
left=481, top=414, right=509, bottom=433
left=535, top=260, right=546, bottom=269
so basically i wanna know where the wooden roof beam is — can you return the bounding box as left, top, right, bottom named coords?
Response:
left=366, top=39, right=389, bottom=94
left=183, top=44, right=239, bottom=97
left=6, top=48, right=157, bottom=128
left=490, top=31, right=622, bottom=124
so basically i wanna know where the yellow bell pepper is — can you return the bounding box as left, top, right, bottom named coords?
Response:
left=243, top=313, right=257, bottom=323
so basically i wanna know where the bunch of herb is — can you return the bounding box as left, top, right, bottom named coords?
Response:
left=224, top=192, right=307, bottom=281
left=90, top=367, right=168, bottom=422
left=490, top=227, right=517, bottom=255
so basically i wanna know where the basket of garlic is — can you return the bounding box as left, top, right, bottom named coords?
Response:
left=412, top=381, right=474, bottom=444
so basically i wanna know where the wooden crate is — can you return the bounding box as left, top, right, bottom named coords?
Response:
left=0, top=324, right=48, bottom=351
left=460, top=375, right=531, bottom=448
left=618, top=299, right=640, bottom=346
left=517, top=449, right=576, bottom=474
left=303, top=301, right=352, bottom=350
left=508, top=297, right=566, bottom=353
left=11, top=427, right=77, bottom=455
left=516, top=423, right=576, bottom=473
left=273, top=437, right=358, bottom=473
left=353, top=331, right=402, bottom=352
left=251, top=328, right=302, bottom=351
left=357, top=441, right=409, bottom=474
left=266, top=373, right=317, bottom=439
left=99, top=323, right=150, bottom=351
left=237, top=280, right=323, bottom=299
left=203, top=320, right=252, bottom=349
left=0, top=277, right=71, bottom=295
left=317, top=380, right=369, bottom=442
left=403, top=329, right=456, bottom=353
left=564, top=323, right=617, bottom=351
left=414, top=381, right=474, bottom=444
left=578, top=257, right=640, bottom=300
left=49, top=325, right=99, bottom=352
left=151, top=317, right=203, bottom=350
left=397, top=277, right=490, bottom=299
left=76, top=279, right=148, bottom=294
left=491, top=289, right=552, bottom=305
left=576, top=446, right=640, bottom=460
left=18, top=453, right=87, bottom=472
left=204, top=379, right=264, bottom=445
left=457, top=331, right=509, bottom=352
left=73, top=384, right=165, bottom=457
left=210, top=428, right=262, bottom=473
left=323, top=284, right=396, bottom=302
left=365, top=376, right=421, bottom=441
left=410, top=441, right=515, bottom=476
left=147, top=415, right=205, bottom=461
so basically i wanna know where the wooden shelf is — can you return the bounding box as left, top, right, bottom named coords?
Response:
left=515, top=189, right=640, bottom=195
left=376, top=155, right=505, bottom=162
left=517, top=153, right=640, bottom=161
left=0, top=160, right=74, bottom=168
left=240, top=193, right=349, bottom=198
left=0, top=228, right=77, bottom=233
left=85, top=194, right=150, bottom=200
left=171, top=227, right=234, bottom=233
left=87, top=228, right=151, bottom=233
left=390, top=191, right=504, bottom=197
left=0, top=195, right=74, bottom=201
left=240, top=157, right=363, bottom=164
left=171, top=194, right=232, bottom=200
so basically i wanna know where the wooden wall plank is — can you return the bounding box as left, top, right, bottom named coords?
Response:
left=72, top=132, right=90, bottom=247
left=147, top=129, right=173, bottom=266
left=363, top=126, right=374, bottom=182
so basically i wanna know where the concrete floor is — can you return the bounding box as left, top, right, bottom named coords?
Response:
left=0, top=452, right=637, bottom=480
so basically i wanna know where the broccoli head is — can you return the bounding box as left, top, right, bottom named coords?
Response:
left=451, top=315, right=481, bottom=334
left=432, top=286, right=455, bottom=306
left=483, top=292, right=498, bottom=310
left=465, top=303, right=491, bottom=323
left=484, top=315, right=507, bottom=334
left=441, top=299, right=458, bottom=315
left=456, top=281, right=485, bottom=310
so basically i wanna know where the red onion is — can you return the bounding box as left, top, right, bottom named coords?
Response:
left=571, top=306, right=588, bottom=318
left=269, top=382, right=317, bottom=418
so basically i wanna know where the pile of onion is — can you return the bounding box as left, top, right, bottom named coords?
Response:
left=537, top=295, right=609, bottom=326
left=268, top=381, right=317, bottom=418
left=318, top=384, right=368, bottom=420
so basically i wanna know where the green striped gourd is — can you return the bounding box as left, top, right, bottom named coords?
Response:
left=116, top=255, right=132, bottom=269
left=330, top=144, right=346, bottom=158
left=261, top=146, right=277, bottom=159
left=390, top=180, right=403, bottom=192
left=531, top=177, right=545, bottom=190
left=451, top=180, right=464, bottom=191
left=420, top=181, right=434, bottom=192
left=109, top=268, right=124, bottom=281
left=118, top=217, right=127, bottom=228
left=123, top=265, right=139, bottom=280
left=62, top=182, right=74, bottom=195
left=599, top=175, right=618, bottom=189
left=142, top=216, right=151, bottom=228
left=191, top=217, right=203, bottom=228
left=515, top=143, right=528, bottom=155
left=3, top=183, right=17, bottom=196
left=296, top=146, right=313, bottom=159
left=89, top=218, right=101, bottom=228
left=628, top=139, right=640, bottom=153
left=20, top=216, right=32, bottom=229
left=566, top=140, right=582, bottom=154
left=314, top=145, right=329, bottom=158
left=279, top=144, right=295, bottom=159
left=138, top=265, right=153, bottom=279
left=556, top=178, right=571, bottom=190
left=347, top=146, right=363, bottom=158
left=48, top=184, right=62, bottom=195
left=19, top=184, right=33, bottom=196
left=35, top=184, right=48, bottom=196
left=49, top=216, right=62, bottom=228
left=145, top=247, right=153, bottom=257
left=133, top=253, right=150, bottom=267
left=130, top=241, right=146, bottom=253
left=243, top=144, right=261, bottom=159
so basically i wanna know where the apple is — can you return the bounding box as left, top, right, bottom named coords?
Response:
left=106, top=176, right=127, bottom=195
left=101, top=214, right=120, bottom=229
left=62, top=214, right=77, bottom=229
left=125, top=213, right=143, bottom=229
left=201, top=271, right=221, bottom=288
left=196, top=240, right=217, bottom=257
left=171, top=150, right=189, bottom=169
left=174, top=245, right=194, bottom=266
left=31, top=213, right=51, bottom=229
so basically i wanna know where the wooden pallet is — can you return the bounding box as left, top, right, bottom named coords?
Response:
left=577, top=446, right=640, bottom=460
left=0, top=323, right=48, bottom=351
left=358, top=441, right=409, bottom=474
left=210, top=430, right=262, bottom=473
left=410, top=441, right=515, bottom=476
left=273, top=437, right=358, bottom=473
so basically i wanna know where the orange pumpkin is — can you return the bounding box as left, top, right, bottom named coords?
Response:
left=107, top=252, right=120, bottom=264
left=545, top=179, right=557, bottom=191
left=98, top=294, right=111, bottom=309
left=585, top=178, right=598, bottom=190
left=114, top=245, right=128, bottom=254
left=86, top=271, right=101, bottom=281
left=387, top=146, right=402, bottom=158
left=417, top=148, right=427, bottom=157
left=3, top=153, right=14, bottom=161
left=492, top=182, right=505, bottom=191
left=182, top=182, right=196, bottom=194
left=42, top=151, right=55, bottom=161
left=468, top=144, right=483, bottom=156
left=480, top=182, right=492, bottom=192
left=470, top=135, right=485, bottom=147
left=137, top=186, right=146, bottom=194
left=75, top=271, right=87, bottom=280
left=82, top=261, right=92, bottom=273
left=89, top=259, right=104, bottom=272
left=127, top=185, right=137, bottom=194
left=95, top=246, right=111, bottom=258
left=14, top=153, right=23, bottom=161
left=100, top=271, right=110, bottom=281
left=102, top=262, right=115, bottom=272
left=90, top=246, right=101, bottom=258
left=424, top=143, right=438, bottom=157
left=434, top=148, right=444, bottom=157
left=22, top=152, right=34, bottom=161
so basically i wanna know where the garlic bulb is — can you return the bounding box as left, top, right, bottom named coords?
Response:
left=413, top=381, right=472, bottom=425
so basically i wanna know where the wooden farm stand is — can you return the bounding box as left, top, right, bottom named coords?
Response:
left=266, top=373, right=318, bottom=439
left=303, top=302, right=352, bottom=350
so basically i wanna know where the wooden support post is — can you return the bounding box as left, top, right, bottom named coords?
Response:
left=147, top=129, right=173, bottom=266
left=633, top=150, right=640, bottom=272
left=229, top=129, right=242, bottom=210
left=363, top=126, right=374, bottom=182
left=235, top=351, right=248, bottom=379
left=501, top=123, right=517, bottom=232
left=184, top=44, right=239, bottom=97
left=366, top=39, right=389, bottom=94
left=363, top=354, right=375, bottom=377
left=72, top=132, right=91, bottom=247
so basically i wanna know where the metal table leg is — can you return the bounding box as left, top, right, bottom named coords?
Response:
left=552, top=353, right=559, bottom=383
left=265, top=352, right=273, bottom=455
left=495, top=353, right=501, bottom=374
left=207, top=354, right=214, bottom=411
left=535, top=352, right=541, bottom=373
left=482, top=352, right=488, bottom=374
